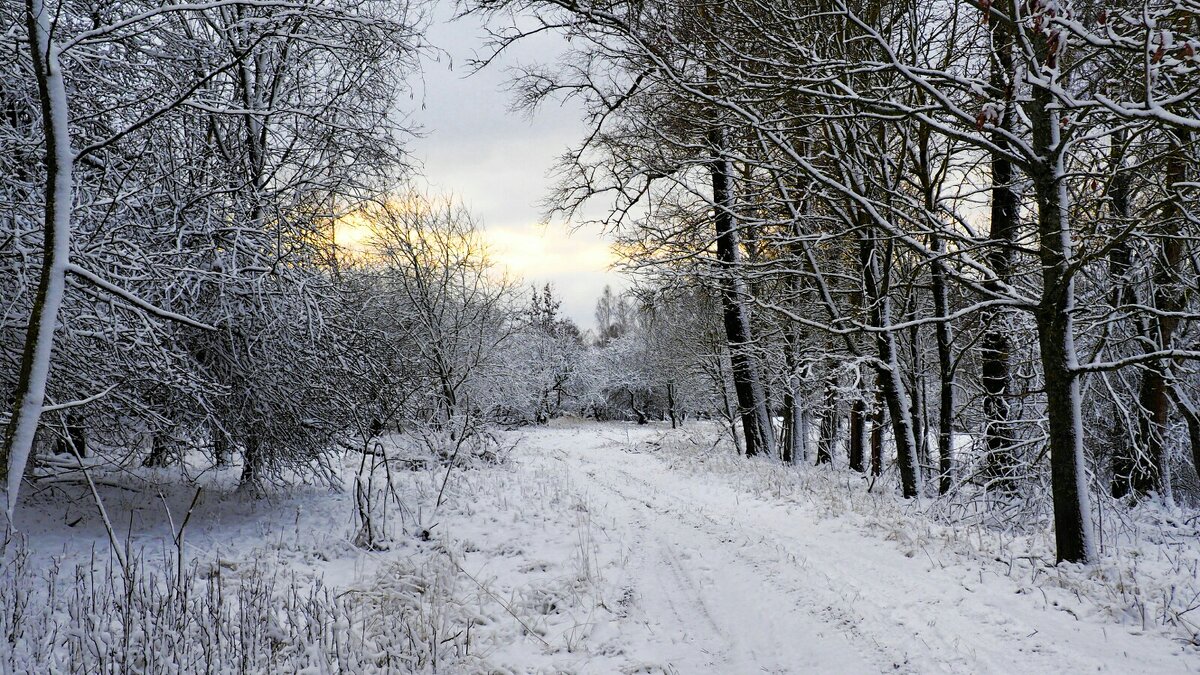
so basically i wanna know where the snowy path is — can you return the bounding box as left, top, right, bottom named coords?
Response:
left=529, top=425, right=1195, bottom=674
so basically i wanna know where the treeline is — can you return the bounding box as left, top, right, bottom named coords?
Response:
left=469, top=0, right=1200, bottom=563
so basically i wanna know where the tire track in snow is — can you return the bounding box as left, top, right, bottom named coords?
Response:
left=581, top=466, right=738, bottom=672
left=575, top=453, right=948, bottom=673
left=562, top=448, right=888, bottom=673
left=545, top=429, right=1195, bottom=674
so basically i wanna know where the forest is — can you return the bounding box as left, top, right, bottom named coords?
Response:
left=2, top=0, right=1200, bottom=672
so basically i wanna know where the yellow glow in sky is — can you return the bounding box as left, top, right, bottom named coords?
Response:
left=332, top=205, right=622, bottom=326
left=484, top=225, right=616, bottom=277
left=334, top=215, right=615, bottom=279
left=332, top=211, right=374, bottom=255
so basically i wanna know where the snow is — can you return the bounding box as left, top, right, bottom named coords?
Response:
left=547, top=423, right=1195, bottom=672
left=3, top=420, right=1197, bottom=672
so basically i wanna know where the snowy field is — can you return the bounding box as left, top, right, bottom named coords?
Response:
left=3, top=420, right=1198, bottom=673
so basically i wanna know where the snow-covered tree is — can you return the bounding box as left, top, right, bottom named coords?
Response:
left=1, top=0, right=422, bottom=514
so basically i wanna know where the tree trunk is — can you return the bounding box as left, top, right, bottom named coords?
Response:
left=906, top=311, right=928, bottom=471
left=912, top=366, right=928, bottom=472
left=981, top=1, right=1020, bottom=492
left=781, top=385, right=805, bottom=463
left=1107, top=128, right=1142, bottom=499
left=144, top=434, right=171, bottom=468
left=710, top=126, right=775, bottom=458
left=799, top=407, right=811, bottom=463
left=3, top=0, right=74, bottom=520
left=931, top=233, right=955, bottom=494
left=781, top=184, right=810, bottom=465
left=870, top=386, right=885, bottom=477
left=1132, top=130, right=1189, bottom=503
left=213, top=432, right=229, bottom=467
left=630, top=390, right=648, bottom=425
left=240, top=435, right=264, bottom=488
left=781, top=327, right=804, bottom=464
left=817, top=373, right=838, bottom=465
left=1036, top=301, right=1095, bottom=564
left=667, top=381, right=678, bottom=429
left=1029, top=65, right=1097, bottom=563
left=860, top=232, right=922, bottom=497
left=780, top=391, right=794, bottom=463
left=913, top=121, right=956, bottom=494
left=849, top=397, right=866, bottom=473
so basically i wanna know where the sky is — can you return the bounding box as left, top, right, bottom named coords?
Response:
left=404, top=4, right=624, bottom=329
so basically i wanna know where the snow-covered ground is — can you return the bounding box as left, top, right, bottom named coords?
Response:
left=552, top=424, right=1197, bottom=673
left=3, top=420, right=1197, bottom=673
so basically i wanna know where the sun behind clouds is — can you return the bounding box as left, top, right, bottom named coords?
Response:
left=484, top=224, right=616, bottom=278
left=332, top=210, right=375, bottom=255
left=333, top=202, right=616, bottom=282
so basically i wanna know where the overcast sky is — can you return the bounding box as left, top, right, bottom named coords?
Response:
left=405, top=4, right=623, bottom=330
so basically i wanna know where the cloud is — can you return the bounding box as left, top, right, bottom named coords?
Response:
left=485, top=224, right=614, bottom=276
left=406, top=8, right=625, bottom=329
left=483, top=223, right=624, bottom=328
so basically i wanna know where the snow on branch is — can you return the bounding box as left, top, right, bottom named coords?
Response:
left=65, top=264, right=216, bottom=331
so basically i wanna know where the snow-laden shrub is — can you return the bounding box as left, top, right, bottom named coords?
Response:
left=386, top=425, right=516, bottom=471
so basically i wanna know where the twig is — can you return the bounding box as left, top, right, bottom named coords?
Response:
left=434, top=432, right=466, bottom=512
left=441, top=550, right=553, bottom=649
left=72, top=445, right=127, bottom=574
left=41, top=384, right=118, bottom=413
